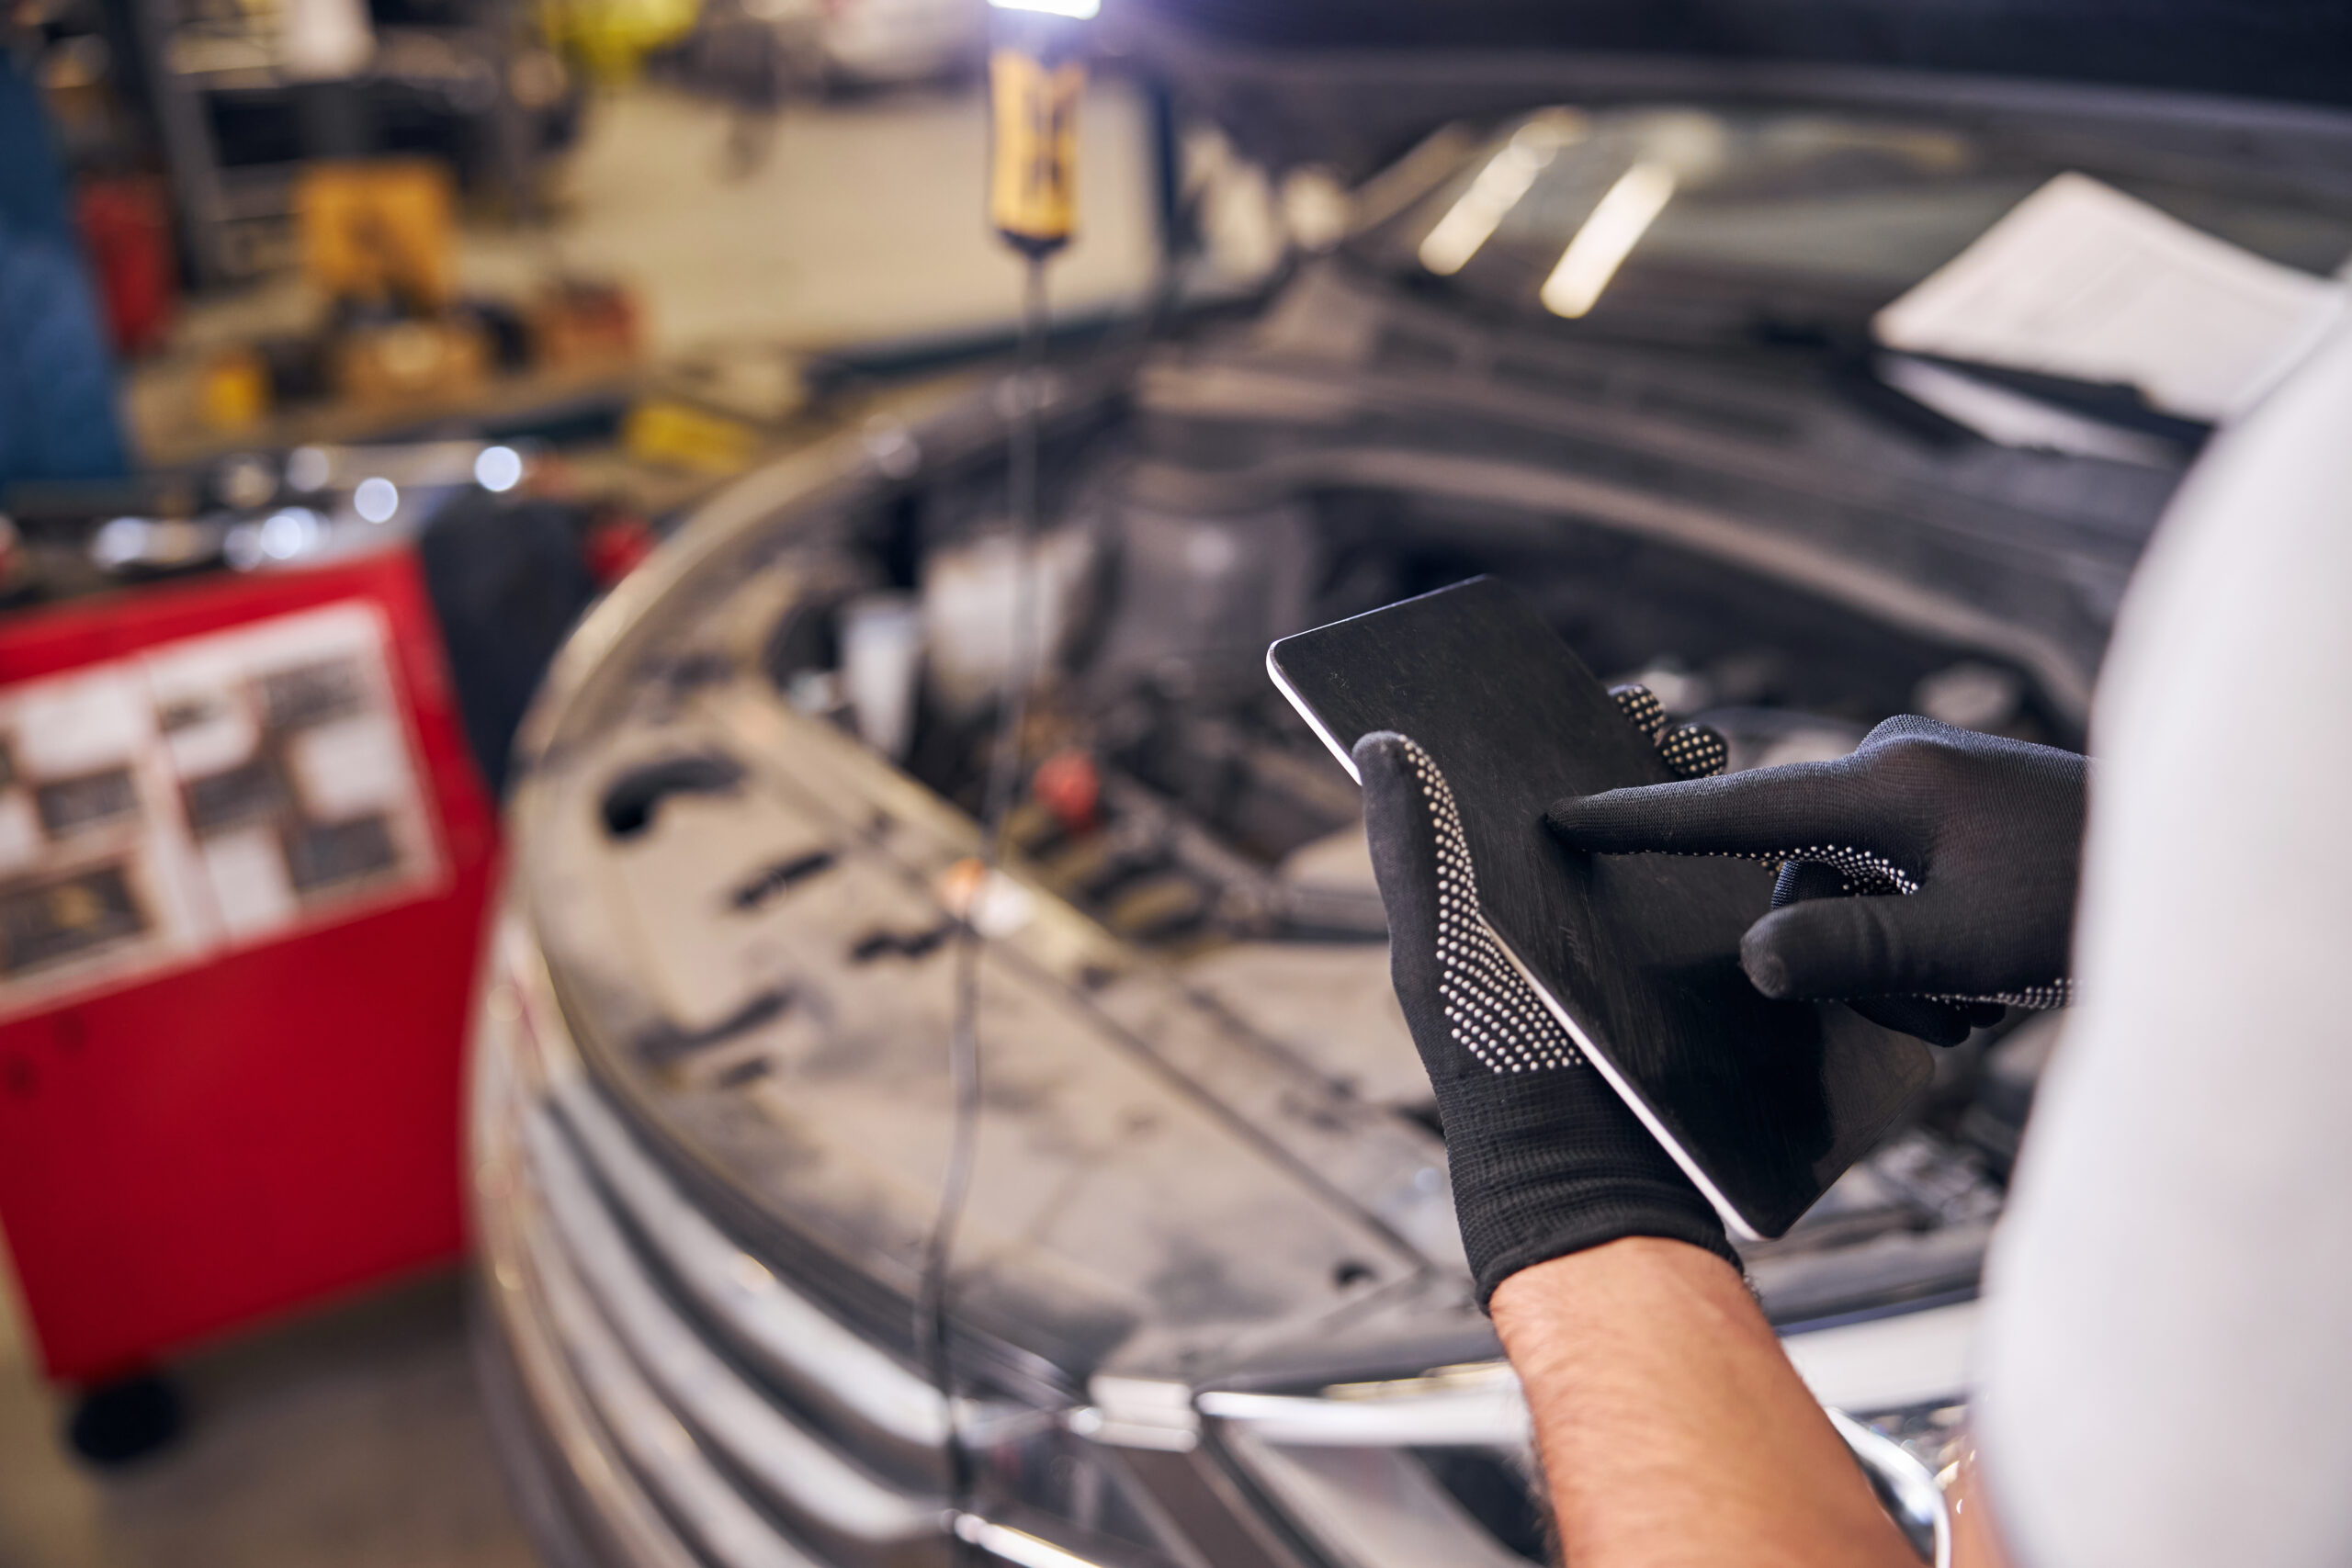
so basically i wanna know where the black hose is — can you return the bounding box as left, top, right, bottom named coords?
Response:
left=917, top=252, right=1052, bottom=1554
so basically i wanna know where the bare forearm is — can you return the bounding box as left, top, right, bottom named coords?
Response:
left=1491, top=1238, right=1917, bottom=1568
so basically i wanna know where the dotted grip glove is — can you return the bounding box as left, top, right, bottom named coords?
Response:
left=1547, top=716, right=2086, bottom=1046
left=1357, top=728, right=1740, bottom=1306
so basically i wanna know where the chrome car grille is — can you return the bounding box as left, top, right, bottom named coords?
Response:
left=474, top=917, right=955, bottom=1568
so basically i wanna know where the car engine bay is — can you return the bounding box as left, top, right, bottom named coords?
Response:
left=556, top=272, right=2144, bottom=1359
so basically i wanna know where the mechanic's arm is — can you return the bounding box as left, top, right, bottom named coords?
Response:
left=1358, top=709, right=2085, bottom=1564
left=1494, top=1240, right=1915, bottom=1567
left=1530, top=712, right=2085, bottom=1567
left=1354, top=728, right=1917, bottom=1567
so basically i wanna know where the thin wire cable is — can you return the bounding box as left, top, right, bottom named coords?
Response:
left=918, top=253, right=1051, bottom=1544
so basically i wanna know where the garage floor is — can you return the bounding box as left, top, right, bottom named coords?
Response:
left=6, top=69, right=1168, bottom=1568
left=0, top=1266, right=536, bottom=1568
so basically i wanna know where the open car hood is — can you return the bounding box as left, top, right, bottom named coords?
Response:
left=1117, top=0, right=2352, bottom=181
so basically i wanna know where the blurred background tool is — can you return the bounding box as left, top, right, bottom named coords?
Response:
left=0, top=549, right=499, bottom=1461
left=986, top=0, right=1091, bottom=256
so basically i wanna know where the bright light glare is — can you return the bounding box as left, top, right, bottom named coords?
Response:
left=1418, top=119, right=1578, bottom=277
left=354, top=477, right=400, bottom=524
left=474, top=446, right=524, bottom=492
left=287, top=445, right=331, bottom=492
left=986, top=0, right=1099, bottom=16
left=1540, top=162, right=1677, bottom=320
left=953, top=1516, right=1102, bottom=1568
left=92, top=517, right=149, bottom=569
left=259, top=508, right=320, bottom=560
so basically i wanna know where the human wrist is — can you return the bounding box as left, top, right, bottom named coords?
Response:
left=1489, top=1235, right=1751, bottom=1338
left=1468, top=1195, right=1742, bottom=1309
left=1440, top=1072, right=1737, bottom=1307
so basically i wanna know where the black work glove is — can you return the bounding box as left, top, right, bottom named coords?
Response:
left=1546, top=715, right=2086, bottom=1046
left=1357, top=728, right=1740, bottom=1306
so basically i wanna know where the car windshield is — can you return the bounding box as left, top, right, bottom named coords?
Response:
left=1363, top=105, right=2352, bottom=347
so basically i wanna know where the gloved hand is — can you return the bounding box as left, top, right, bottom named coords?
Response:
left=1546, top=715, right=2086, bottom=1045
left=1357, top=727, right=1739, bottom=1306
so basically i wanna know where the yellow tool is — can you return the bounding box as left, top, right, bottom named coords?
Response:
left=295, top=159, right=457, bottom=311
left=986, top=2, right=1095, bottom=256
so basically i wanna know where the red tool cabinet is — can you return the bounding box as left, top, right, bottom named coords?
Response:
left=0, top=547, right=497, bottom=1384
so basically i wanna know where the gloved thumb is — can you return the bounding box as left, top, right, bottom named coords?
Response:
left=1353, top=730, right=1444, bottom=957
left=1770, top=862, right=1998, bottom=1043
left=1738, top=891, right=1949, bottom=1000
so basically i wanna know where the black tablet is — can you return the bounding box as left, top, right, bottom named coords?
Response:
left=1268, top=577, right=1930, bottom=1239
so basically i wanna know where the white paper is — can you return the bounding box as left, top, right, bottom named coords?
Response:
left=1873, top=173, right=2346, bottom=423
left=204, top=829, right=298, bottom=940
left=10, top=671, right=153, bottom=775
left=287, top=714, right=411, bottom=818
left=0, top=795, right=42, bottom=873
left=157, top=692, right=261, bottom=778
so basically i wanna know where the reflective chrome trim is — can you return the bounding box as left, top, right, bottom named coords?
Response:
left=524, top=1213, right=829, bottom=1568
left=481, top=919, right=921, bottom=1568
left=1212, top=1429, right=1532, bottom=1568
left=475, top=1051, right=707, bottom=1568
left=1781, top=1301, right=1977, bottom=1413
left=952, top=1515, right=1113, bottom=1568
left=1073, top=1377, right=1201, bottom=1452
left=1205, top=1345, right=1956, bottom=1564
left=1202, top=1306, right=1975, bottom=1449
left=552, top=1075, right=959, bottom=1452
left=525, top=1106, right=942, bottom=1543
left=1063, top=1408, right=1201, bottom=1453
left=1827, top=1409, right=1953, bottom=1568
left=1197, top=1368, right=1529, bottom=1448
